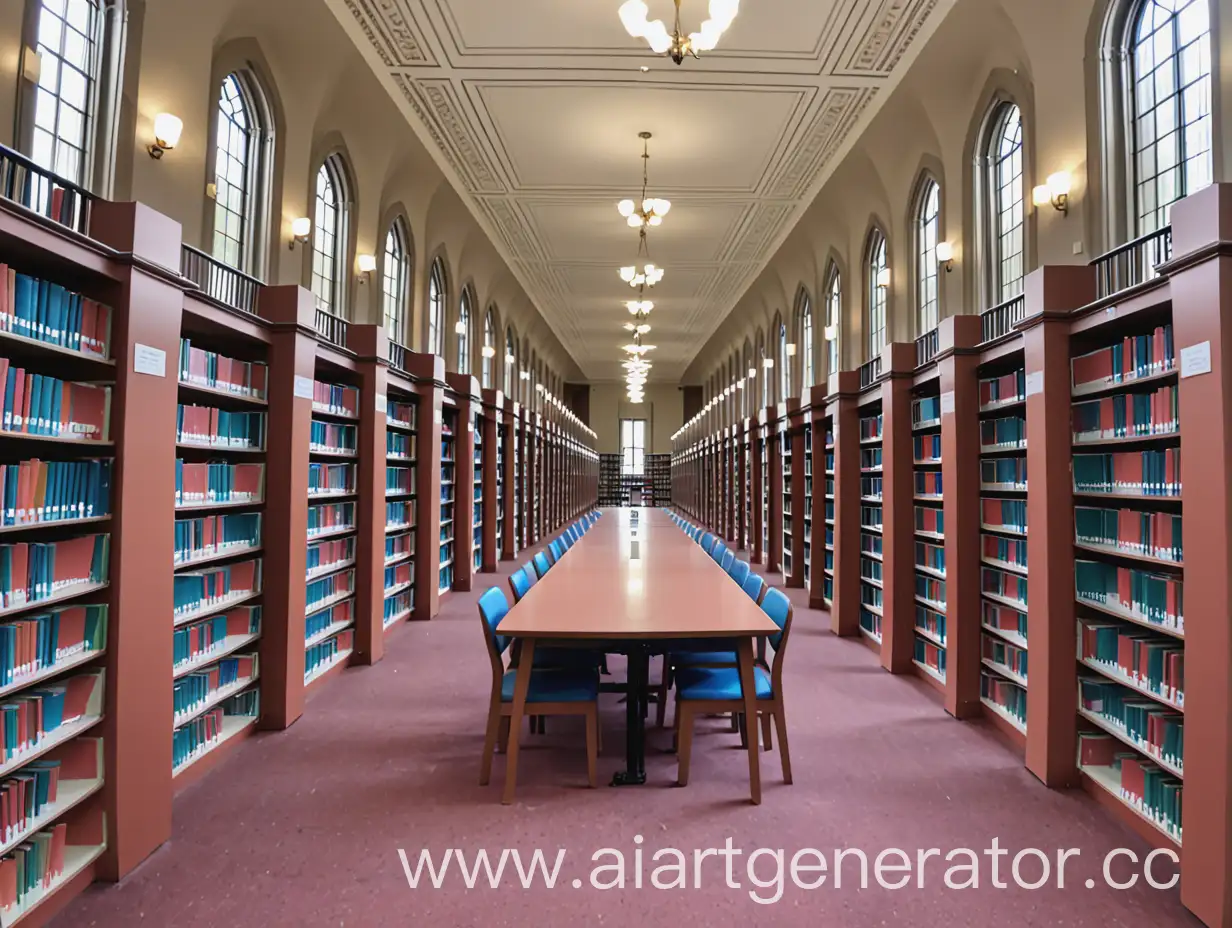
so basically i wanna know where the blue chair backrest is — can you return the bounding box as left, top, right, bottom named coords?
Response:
left=710, top=542, right=727, bottom=563
left=729, top=559, right=751, bottom=587
left=699, top=531, right=714, bottom=551
left=509, top=568, right=532, bottom=602
left=561, top=532, right=574, bottom=550
left=478, top=587, right=511, bottom=655
left=760, top=587, right=790, bottom=651
left=720, top=550, right=735, bottom=572
left=742, top=572, right=765, bottom=603
left=549, top=539, right=565, bottom=562
left=533, top=551, right=551, bottom=578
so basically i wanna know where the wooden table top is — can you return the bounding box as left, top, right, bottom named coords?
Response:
left=497, top=508, right=780, bottom=640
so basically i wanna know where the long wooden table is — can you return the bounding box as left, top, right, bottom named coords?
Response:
left=497, top=507, right=781, bottom=804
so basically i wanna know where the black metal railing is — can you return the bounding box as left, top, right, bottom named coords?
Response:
left=180, top=245, right=261, bottom=315
left=858, top=356, right=882, bottom=389
left=915, top=327, right=939, bottom=367
left=388, top=339, right=409, bottom=374
left=314, top=306, right=349, bottom=349
left=1091, top=226, right=1172, bottom=300
left=0, top=143, right=96, bottom=236
left=980, top=293, right=1026, bottom=344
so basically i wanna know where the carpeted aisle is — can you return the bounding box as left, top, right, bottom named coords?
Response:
left=53, top=524, right=1197, bottom=927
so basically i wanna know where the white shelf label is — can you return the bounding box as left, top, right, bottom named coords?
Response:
left=133, top=344, right=166, bottom=378
left=1025, top=371, right=1044, bottom=396
left=939, top=391, right=955, bottom=415
left=293, top=375, right=314, bottom=400
left=1181, top=341, right=1212, bottom=379
left=375, top=393, right=387, bottom=414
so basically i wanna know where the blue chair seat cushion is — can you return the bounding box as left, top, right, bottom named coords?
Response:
left=501, top=668, right=599, bottom=703
left=672, top=649, right=736, bottom=666
left=676, top=666, right=773, bottom=701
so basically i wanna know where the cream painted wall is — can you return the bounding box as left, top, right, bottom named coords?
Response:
left=682, top=0, right=1232, bottom=401
left=0, top=0, right=583, bottom=387
left=588, top=383, right=684, bottom=456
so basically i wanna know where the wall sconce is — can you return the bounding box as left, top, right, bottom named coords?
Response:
left=876, top=266, right=891, bottom=290
left=535, top=382, right=545, bottom=393
left=148, top=113, right=183, bottom=159
left=1032, top=171, right=1071, bottom=215
left=520, top=369, right=530, bottom=381
left=763, top=357, right=774, bottom=369
left=505, top=352, right=516, bottom=364
left=736, top=380, right=745, bottom=390
left=356, top=253, right=376, bottom=284
left=936, top=241, right=954, bottom=273
left=823, top=324, right=838, bottom=340
left=289, top=217, right=311, bottom=250
left=454, top=319, right=467, bottom=335
left=747, top=367, right=756, bottom=379
left=481, top=345, right=496, bottom=359
left=786, top=343, right=797, bottom=357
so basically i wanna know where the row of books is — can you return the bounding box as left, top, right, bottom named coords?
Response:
left=313, top=382, right=358, bottom=418
left=309, top=421, right=356, bottom=456
left=916, top=576, right=945, bottom=608
left=916, top=605, right=945, bottom=644
left=982, top=634, right=1027, bottom=679
left=913, top=434, right=941, bottom=462
left=982, top=671, right=1027, bottom=728
left=386, top=532, right=413, bottom=564
left=1073, top=449, right=1180, bottom=496
left=173, top=607, right=260, bottom=672
left=172, top=559, right=261, bottom=621
left=387, top=501, right=413, bottom=529
left=915, top=472, right=942, bottom=497
left=980, top=370, right=1025, bottom=408
left=1075, top=506, right=1182, bottom=562
left=980, top=416, right=1026, bottom=450
left=387, top=432, right=415, bottom=459
left=176, top=406, right=265, bottom=450
left=912, top=396, right=940, bottom=427
left=384, top=561, right=412, bottom=593
left=859, top=415, right=882, bottom=442
left=860, top=505, right=882, bottom=531
left=0, top=535, right=109, bottom=610
left=859, top=609, right=882, bottom=640
left=0, top=270, right=111, bottom=358
left=982, top=498, right=1027, bottom=533
left=1079, top=677, right=1182, bottom=773
left=914, top=506, right=943, bottom=535
left=914, top=637, right=945, bottom=677
left=1078, top=618, right=1184, bottom=706
left=0, top=604, right=105, bottom=688
left=1071, top=325, right=1174, bottom=392
left=305, top=629, right=353, bottom=679
left=175, top=460, right=262, bottom=507
left=0, top=671, right=99, bottom=763
left=305, top=568, right=354, bottom=613
left=1, top=459, right=111, bottom=526
left=307, top=463, right=354, bottom=498
left=0, top=821, right=70, bottom=912
left=384, top=589, right=413, bottom=626
left=861, top=476, right=882, bottom=500
left=174, top=513, right=260, bottom=566
left=861, top=448, right=882, bottom=471
left=306, top=536, right=354, bottom=578
left=860, top=557, right=882, bottom=583
left=983, top=534, right=1027, bottom=569
left=916, top=541, right=945, bottom=574
left=983, top=600, right=1029, bottom=642
left=0, top=364, right=110, bottom=441
left=306, top=599, right=354, bottom=643
left=178, top=340, right=266, bottom=399
left=1077, top=734, right=1182, bottom=841
left=173, top=655, right=257, bottom=723
left=1072, top=386, right=1178, bottom=441
left=307, top=502, right=354, bottom=538
left=386, top=401, right=415, bottom=429
left=173, top=689, right=258, bottom=772
left=1075, top=560, right=1183, bottom=633
left=0, top=747, right=87, bottom=847
left=387, top=467, right=413, bottom=495
left=981, top=457, right=1026, bottom=489
left=982, top=566, right=1027, bottom=606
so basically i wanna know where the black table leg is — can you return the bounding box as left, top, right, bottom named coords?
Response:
left=612, top=644, right=648, bottom=786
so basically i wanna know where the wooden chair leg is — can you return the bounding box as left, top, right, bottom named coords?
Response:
left=671, top=690, right=682, bottom=753
left=773, top=703, right=793, bottom=784
left=730, top=712, right=740, bottom=732
left=480, top=699, right=501, bottom=786
left=737, top=712, right=748, bottom=748
left=585, top=709, right=598, bottom=788
left=677, top=703, right=695, bottom=786
left=655, top=659, right=671, bottom=728
left=760, top=710, right=773, bottom=752
left=496, top=716, right=511, bottom=754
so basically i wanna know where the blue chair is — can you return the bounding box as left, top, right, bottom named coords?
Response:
left=561, top=532, right=574, bottom=550
left=729, top=560, right=751, bottom=588
left=710, top=542, right=727, bottom=563
left=742, top=573, right=765, bottom=603
left=720, top=550, right=735, bottom=573
left=477, top=588, right=599, bottom=793
left=699, top=531, right=714, bottom=550
left=508, top=566, right=535, bottom=603
left=548, top=539, right=565, bottom=563
left=533, top=551, right=551, bottom=578
left=674, top=587, right=794, bottom=788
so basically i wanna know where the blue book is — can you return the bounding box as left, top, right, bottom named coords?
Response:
left=12, top=274, right=34, bottom=339
left=28, top=374, right=43, bottom=436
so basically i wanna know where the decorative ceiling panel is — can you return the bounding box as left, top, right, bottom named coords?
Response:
left=331, top=0, right=955, bottom=380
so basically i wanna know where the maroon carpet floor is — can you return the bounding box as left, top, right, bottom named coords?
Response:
left=55, top=531, right=1199, bottom=927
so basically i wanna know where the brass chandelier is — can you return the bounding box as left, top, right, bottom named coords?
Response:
left=619, top=0, right=740, bottom=65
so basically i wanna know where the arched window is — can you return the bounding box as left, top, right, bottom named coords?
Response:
left=456, top=287, right=473, bottom=374
left=427, top=258, right=446, bottom=356
left=504, top=327, right=516, bottom=396
left=381, top=218, right=410, bottom=342
left=756, top=330, right=769, bottom=409
left=985, top=104, right=1024, bottom=303
left=1126, top=0, right=1212, bottom=234
left=824, top=264, right=841, bottom=378
left=799, top=290, right=814, bottom=390
left=311, top=156, right=350, bottom=317
left=482, top=307, right=496, bottom=389
left=866, top=231, right=888, bottom=360
left=916, top=179, right=941, bottom=333
left=212, top=72, right=270, bottom=273
left=777, top=316, right=789, bottom=402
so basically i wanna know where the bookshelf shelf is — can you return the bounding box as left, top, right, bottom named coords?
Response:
left=0, top=582, right=109, bottom=620
left=0, top=775, right=103, bottom=860
left=1079, top=763, right=1181, bottom=847
left=0, top=840, right=108, bottom=928
left=0, top=648, right=104, bottom=701
left=173, top=589, right=261, bottom=629
left=0, top=714, right=103, bottom=781
left=172, top=714, right=257, bottom=779
left=1078, top=707, right=1183, bottom=778
left=173, top=633, right=261, bottom=680
left=0, top=515, right=110, bottom=535
left=176, top=381, right=267, bottom=408
left=173, top=673, right=259, bottom=730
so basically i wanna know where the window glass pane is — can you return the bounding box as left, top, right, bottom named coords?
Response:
left=428, top=261, right=445, bottom=356
left=212, top=74, right=256, bottom=271
left=867, top=234, right=887, bottom=359
left=382, top=222, right=407, bottom=340
left=916, top=180, right=940, bottom=333
left=987, top=105, right=1024, bottom=302
left=31, top=0, right=100, bottom=192
left=310, top=162, right=341, bottom=315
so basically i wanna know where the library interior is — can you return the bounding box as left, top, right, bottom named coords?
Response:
left=0, top=0, right=1225, bottom=925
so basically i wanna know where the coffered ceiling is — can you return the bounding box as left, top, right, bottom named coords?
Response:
left=327, top=0, right=956, bottom=381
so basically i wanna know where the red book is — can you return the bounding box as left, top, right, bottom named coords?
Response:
left=48, top=821, right=66, bottom=878
left=0, top=856, right=16, bottom=908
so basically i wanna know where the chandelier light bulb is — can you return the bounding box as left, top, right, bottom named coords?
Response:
left=617, top=199, right=636, bottom=217
left=620, top=266, right=636, bottom=283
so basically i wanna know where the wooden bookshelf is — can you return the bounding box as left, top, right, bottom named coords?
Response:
left=911, top=367, right=945, bottom=691
left=857, top=383, right=885, bottom=649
